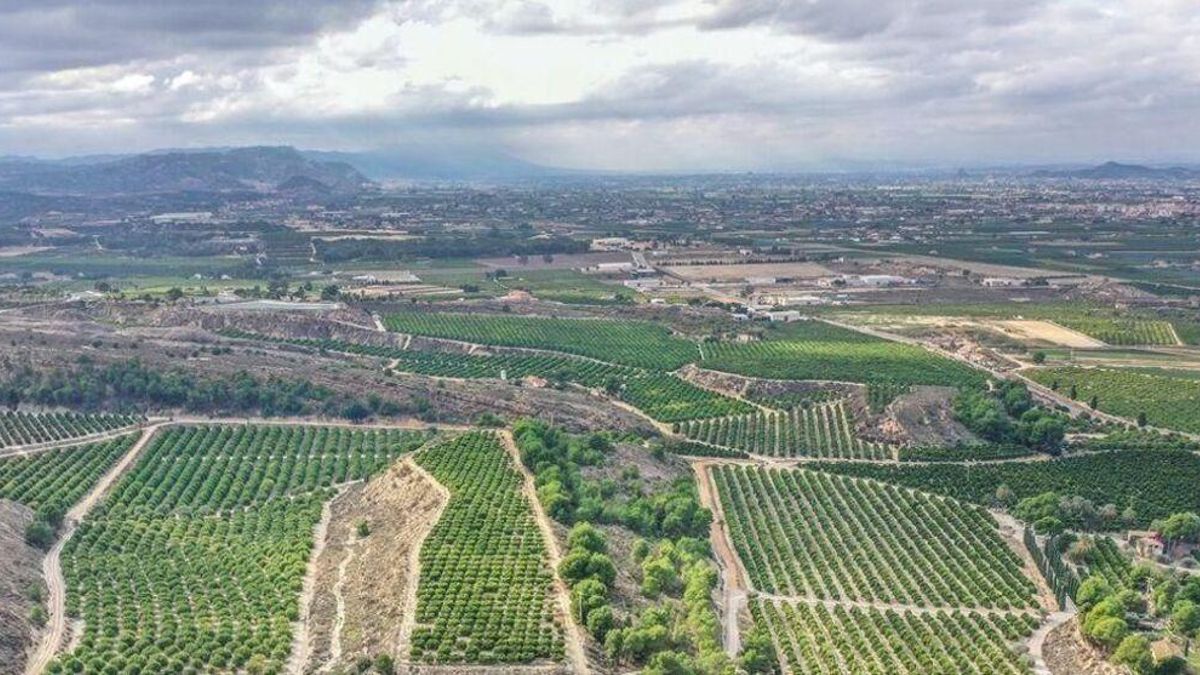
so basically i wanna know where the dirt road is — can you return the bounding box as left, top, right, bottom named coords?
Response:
left=286, top=498, right=336, bottom=674
left=395, top=455, right=452, bottom=662
left=692, top=461, right=749, bottom=656
left=25, top=423, right=164, bottom=675
left=499, top=431, right=590, bottom=675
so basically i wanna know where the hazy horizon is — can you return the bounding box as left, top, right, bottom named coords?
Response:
left=2, top=0, right=1197, bottom=172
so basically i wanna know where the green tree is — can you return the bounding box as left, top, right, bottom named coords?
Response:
left=1112, top=635, right=1153, bottom=675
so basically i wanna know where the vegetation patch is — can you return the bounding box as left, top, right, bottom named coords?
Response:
left=411, top=431, right=564, bottom=665
left=1025, top=366, right=1200, bottom=434
left=714, top=465, right=1036, bottom=609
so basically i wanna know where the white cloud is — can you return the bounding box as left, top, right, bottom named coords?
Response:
left=0, top=0, right=1197, bottom=168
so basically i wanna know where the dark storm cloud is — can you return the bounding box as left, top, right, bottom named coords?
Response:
left=0, top=1, right=383, bottom=75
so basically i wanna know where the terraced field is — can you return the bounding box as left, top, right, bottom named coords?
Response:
left=679, top=400, right=891, bottom=459
left=52, top=425, right=430, bottom=674
left=222, top=330, right=751, bottom=423
left=752, top=599, right=1038, bottom=675
left=713, top=465, right=1036, bottom=609
left=1025, top=366, right=1200, bottom=434
left=411, top=431, right=564, bottom=665
left=701, top=322, right=986, bottom=387
left=0, top=410, right=142, bottom=449
left=383, top=311, right=698, bottom=370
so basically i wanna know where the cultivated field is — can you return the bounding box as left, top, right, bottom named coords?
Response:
left=1024, top=366, right=1200, bottom=434
left=0, top=435, right=137, bottom=514
left=385, top=311, right=698, bottom=370
left=712, top=465, right=1036, bottom=609
left=701, top=321, right=985, bottom=387
left=410, top=431, right=565, bottom=664
left=752, top=598, right=1038, bottom=675
left=811, top=449, right=1200, bottom=528
left=0, top=411, right=142, bottom=450
left=679, top=400, right=891, bottom=460
left=51, top=425, right=429, bottom=674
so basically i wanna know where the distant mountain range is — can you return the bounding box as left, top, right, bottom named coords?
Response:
left=0, top=146, right=370, bottom=196
left=0, top=144, right=582, bottom=196
left=1033, top=161, right=1199, bottom=180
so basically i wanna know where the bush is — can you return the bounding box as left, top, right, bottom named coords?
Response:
left=24, top=519, right=55, bottom=550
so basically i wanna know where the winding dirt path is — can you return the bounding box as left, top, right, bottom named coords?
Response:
left=1029, top=611, right=1076, bottom=675
left=499, top=431, right=590, bottom=675
left=692, top=461, right=749, bottom=656
left=287, top=498, right=336, bottom=674
left=25, top=423, right=164, bottom=675
left=323, top=539, right=357, bottom=670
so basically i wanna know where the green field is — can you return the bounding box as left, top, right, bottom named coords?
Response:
left=54, top=425, right=430, bottom=674
left=751, top=599, right=1037, bottom=675
left=679, top=400, right=891, bottom=460
left=701, top=321, right=986, bottom=387
left=0, top=410, right=141, bottom=449
left=808, top=449, right=1200, bottom=527
left=713, top=465, right=1035, bottom=609
left=1054, top=318, right=1178, bottom=346
left=0, top=435, right=137, bottom=511
left=221, top=331, right=751, bottom=422
left=384, top=311, right=698, bottom=370
left=411, top=431, right=563, bottom=664
left=1025, top=366, right=1200, bottom=433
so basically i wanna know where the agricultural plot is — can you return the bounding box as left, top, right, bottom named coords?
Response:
left=383, top=311, right=698, bottom=370
left=713, top=465, right=1035, bottom=609
left=1025, top=366, right=1200, bottom=434
left=53, top=425, right=429, bottom=674
left=701, top=322, right=985, bottom=387
left=678, top=400, right=891, bottom=460
left=751, top=598, right=1037, bottom=675
left=223, top=330, right=750, bottom=422
left=410, top=431, right=563, bottom=665
left=0, top=410, right=142, bottom=449
left=0, top=434, right=137, bottom=511
left=1054, top=318, right=1178, bottom=346
left=809, top=449, right=1200, bottom=528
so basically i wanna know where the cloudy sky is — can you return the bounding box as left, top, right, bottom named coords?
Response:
left=1, top=0, right=1197, bottom=171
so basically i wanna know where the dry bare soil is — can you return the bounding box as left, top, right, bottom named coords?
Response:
left=296, top=458, right=447, bottom=673
left=0, top=499, right=43, bottom=675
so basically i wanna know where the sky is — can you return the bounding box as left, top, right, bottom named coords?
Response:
left=0, top=0, right=1197, bottom=171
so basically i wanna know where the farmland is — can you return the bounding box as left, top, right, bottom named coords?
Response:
left=410, top=431, right=564, bottom=664
left=384, top=311, right=699, bottom=370
left=0, top=411, right=142, bottom=449
left=1024, top=366, right=1200, bottom=434
left=678, top=400, right=892, bottom=459
left=809, top=449, right=1200, bottom=527
left=0, top=435, right=137, bottom=511
left=701, top=322, right=985, bottom=387
left=751, top=599, right=1038, bottom=675
left=222, top=330, right=751, bottom=422
left=1053, top=318, right=1178, bottom=346
left=51, top=425, right=429, bottom=674
left=712, top=465, right=1035, bottom=609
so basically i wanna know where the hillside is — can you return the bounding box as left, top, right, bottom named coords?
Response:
left=0, top=147, right=370, bottom=196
